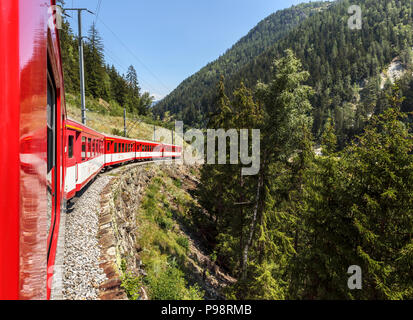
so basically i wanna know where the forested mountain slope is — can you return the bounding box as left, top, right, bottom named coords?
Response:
left=227, top=0, right=413, bottom=142
left=153, top=1, right=331, bottom=124
left=155, top=0, right=413, bottom=145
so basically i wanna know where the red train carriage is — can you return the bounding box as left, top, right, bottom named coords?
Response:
left=65, top=119, right=105, bottom=200
left=104, top=135, right=137, bottom=166
left=162, top=143, right=182, bottom=159
left=0, top=0, right=66, bottom=299
left=136, top=140, right=163, bottom=160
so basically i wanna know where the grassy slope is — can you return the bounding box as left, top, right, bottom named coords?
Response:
left=132, top=168, right=205, bottom=300
left=121, top=165, right=234, bottom=300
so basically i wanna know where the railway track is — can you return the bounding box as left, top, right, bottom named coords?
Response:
left=51, top=159, right=177, bottom=300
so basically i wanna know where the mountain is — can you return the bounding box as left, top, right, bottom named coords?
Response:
left=153, top=1, right=332, bottom=124
left=154, top=0, right=413, bottom=145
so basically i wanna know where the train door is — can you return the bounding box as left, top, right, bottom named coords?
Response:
left=106, top=140, right=112, bottom=164
left=66, top=130, right=77, bottom=194
left=46, top=70, right=57, bottom=262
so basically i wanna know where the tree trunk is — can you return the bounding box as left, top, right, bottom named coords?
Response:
left=241, top=173, right=263, bottom=280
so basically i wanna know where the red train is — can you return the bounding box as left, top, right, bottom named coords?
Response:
left=65, top=119, right=181, bottom=201
left=0, top=0, right=181, bottom=300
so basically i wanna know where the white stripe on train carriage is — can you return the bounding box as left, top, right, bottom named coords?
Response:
left=64, top=155, right=105, bottom=195
left=105, top=152, right=135, bottom=165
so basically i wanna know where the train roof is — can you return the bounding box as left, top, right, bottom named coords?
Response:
left=67, top=118, right=181, bottom=147
left=66, top=118, right=104, bottom=136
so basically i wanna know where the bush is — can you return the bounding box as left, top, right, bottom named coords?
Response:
left=155, top=215, right=174, bottom=230
left=176, top=236, right=189, bottom=252
left=147, top=259, right=204, bottom=300
left=120, top=260, right=142, bottom=300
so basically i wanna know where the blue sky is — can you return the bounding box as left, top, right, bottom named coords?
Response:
left=66, top=0, right=310, bottom=100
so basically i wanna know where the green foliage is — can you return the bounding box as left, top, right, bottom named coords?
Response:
left=121, top=272, right=142, bottom=301
left=146, top=259, right=203, bottom=300
left=155, top=215, right=174, bottom=231
left=137, top=172, right=206, bottom=300
left=321, top=117, right=338, bottom=155
left=111, top=128, right=125, bottom=137
left=154, top=1, right=328, bottom=125
left=59, top=16, right=153, bottom=116
left=176, top=236, right=189, bottom=252
left=120, top=259, right=142, bottom=300
left=198, top=50, right=413, bottom=300
left=155, top=0, right=413, bottom=147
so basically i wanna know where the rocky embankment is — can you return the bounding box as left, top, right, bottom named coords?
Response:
left=61, top=160, right=235, bottom=300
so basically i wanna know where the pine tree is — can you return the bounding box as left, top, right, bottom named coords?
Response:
left=344, top=84, right=413, bottom=299
left=84, top=23, right=107, bottom=99
left=125, top=65, right=141, bottom=114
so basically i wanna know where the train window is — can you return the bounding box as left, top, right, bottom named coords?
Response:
left=82, top=137, right=86, bottom=160
left=68, top=136, right=74, bottom=159
left=115, top=142, right=117, bottom=153
left=122, top=143, right=124, bottom=153
left=107, top=142, right=110, bottom=152
left=47, top=69, right=56, bottom=258
left=92, top=139, right=95, bottom=157
left=47, top=78, right=56, bottom=173
left=88, top=138, right=91, bottom=158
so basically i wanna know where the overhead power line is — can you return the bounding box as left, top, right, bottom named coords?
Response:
left=94, top=0, right=102, bottom=25
left=102, top=47, right=158, bottom=94
left=95, top=15, right=171, bottom=94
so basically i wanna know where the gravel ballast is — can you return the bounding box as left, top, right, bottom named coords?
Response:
left=62, top=175, right=113, bottom=300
